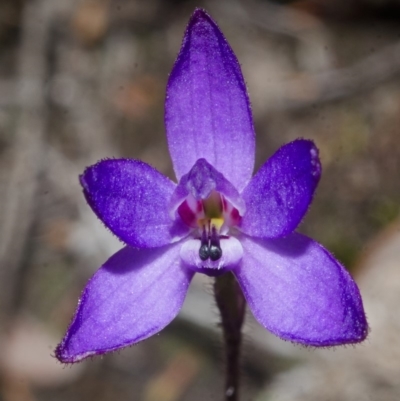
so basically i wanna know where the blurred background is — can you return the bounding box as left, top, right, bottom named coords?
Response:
left=1, top=0, right=400, bottom=400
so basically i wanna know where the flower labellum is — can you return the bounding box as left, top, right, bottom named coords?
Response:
left=56, top=8, right=368, bottom=363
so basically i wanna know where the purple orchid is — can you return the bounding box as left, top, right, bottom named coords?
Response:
left=56, top=9, right=367, bottom=363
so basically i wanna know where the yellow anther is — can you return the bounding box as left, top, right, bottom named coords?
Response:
left=210, top=217, right=224, bottom=231
left=197, top=217, right=224, bottom=231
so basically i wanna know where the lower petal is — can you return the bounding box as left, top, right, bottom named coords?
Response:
left=234, top=234, right=368, bottom=346
left=56, top=244, right=193, bottom=363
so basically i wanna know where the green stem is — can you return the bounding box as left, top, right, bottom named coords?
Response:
left=214, top=272, right=246, bottom=401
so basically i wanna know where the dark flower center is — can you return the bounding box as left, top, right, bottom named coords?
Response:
left=177, top=189, right=242, bottom=264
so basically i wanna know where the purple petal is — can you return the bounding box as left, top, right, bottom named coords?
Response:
left=165, top=9, right=255, bottom=191
left=56, top=244, right=193, bottom=363
left=170, top=158, right=245, bottom=216
left=180, top=237, right=243, bottom=276
left=81, top=159, right=189, bottom=248
left=240, top=140, right=321, bottom=238
left=234, top=234, right=368, bottom=346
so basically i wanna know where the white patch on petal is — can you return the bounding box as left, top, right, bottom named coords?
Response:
left=180, top=237, right=243, bottom=272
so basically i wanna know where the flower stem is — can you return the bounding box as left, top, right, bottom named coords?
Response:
left=214, top=272, right=246, bottom=401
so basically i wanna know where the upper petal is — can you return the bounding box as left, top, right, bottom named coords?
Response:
left=81, top=159, right=189, bottom=248
left=240, top=139, right=321, bottom=238
left=56, top=244, right=194, bottom=363
left=165, top=9, right=255, bottom=191
left=234, top=234, right=368, bottom=346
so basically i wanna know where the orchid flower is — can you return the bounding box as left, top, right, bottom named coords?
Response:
left=56, top=9, right=367, bottom=364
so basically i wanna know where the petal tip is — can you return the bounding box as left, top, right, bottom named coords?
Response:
left=184, top=8, right=223, bottom=51
left=190, top=8, right=213, bottom=24
left=55, top=342, right=98, bottom=364
left=305, top=140, right=322, bottom=180
left=185, top=8, right=224, bottom=47
left=78, top=173, right=86, bottom=189
left=271, top=304, right=369, bottom=348
left=79, top=165, right=93, bottom=192
left=54, top=341, right=79, bottom=364
left=289, top=138, right=322, bottom=182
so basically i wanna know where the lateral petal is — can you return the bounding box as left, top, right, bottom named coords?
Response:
left=240, top=139, right=321, bottom=238
left=234, top=234, right=368, bottom=346
left=56, top=244, right=193, bottom=363
left=81, top=159, right=189, bottom=248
